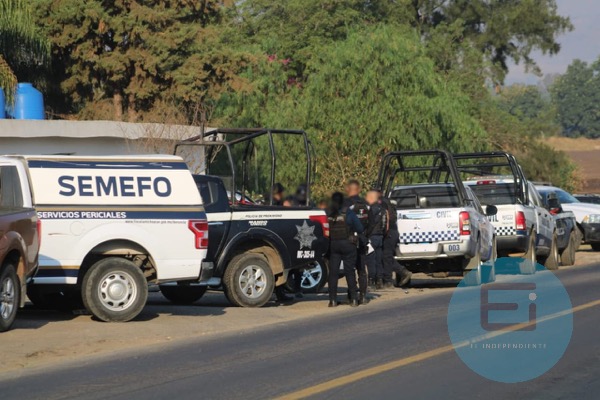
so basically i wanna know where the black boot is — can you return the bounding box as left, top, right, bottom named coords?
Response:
left=328, top=299, right=339, bottom=308
left=350, top=298, right=359, bottom=307
left=275, top=287, right=293, bottom=303
left=376, top=279, right=384, bottom=290
left=397, top=270, right=413, bottom=288
left=369, top=278, right=377, bottom=290
left=358, top=292, right=370, bottom=305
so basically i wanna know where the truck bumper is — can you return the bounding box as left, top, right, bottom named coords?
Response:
left=582, top=223, right=600, bottom=243
left=497, top=234, right=529, bottom=254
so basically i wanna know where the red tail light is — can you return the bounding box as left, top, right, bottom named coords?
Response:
left=36, top=219, right=42, bottom=248
left=459, top=211, right=471, bottom=236
left=516, top=211, right=526, bottom=231
left=309, top=215, right=330, bottom=238
left=188, top=219, right=209, bottom=249
left=477, top=180, right=496, bottom=185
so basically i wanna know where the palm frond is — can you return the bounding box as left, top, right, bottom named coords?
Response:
left=0, top=0, right=50, bottom=100
left=0, top=54, right=17, bottom=104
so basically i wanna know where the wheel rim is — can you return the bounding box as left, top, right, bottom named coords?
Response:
left=97, top=271, right=138, bottom=311
left=301, top=263, right=323, bottom=290
left=238, top=265, right=268, bottom=299
left=0, top=276, right=15, bottom=320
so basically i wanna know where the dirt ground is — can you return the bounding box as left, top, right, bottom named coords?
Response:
left=547, top=137, right=600, bottom=193
left=2, top=247, right=599, bottom=376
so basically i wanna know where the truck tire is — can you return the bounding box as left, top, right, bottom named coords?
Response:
left=160, top=284, right=207, bottom=305
left=561, top=231, right=577, bottom=266
left=223, top=253, right=274, bottom=308
left=463, top=244, right=482, bottom=286
left=285, top=261, right=328, bottom=294
left=81, top=257, right=148, bottom=322
left=0, top=263, right=19, bottom=332
left=481, top=238, right=497, bottom=284
left=519, top=233, right=537, bottom=275
left=541, top=233, right=559, bottom=271
left=27, top=285, right=83, bottom=311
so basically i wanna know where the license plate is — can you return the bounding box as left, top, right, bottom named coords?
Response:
left=401, top=243, right=439, bottom=253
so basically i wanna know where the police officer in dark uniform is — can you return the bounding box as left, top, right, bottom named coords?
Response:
left=327, top=192, right=364, bottom=307
left=381, top=197, right=413, bottom=288
left=365, top=189, right=386, bottom=290
left=344, top=179, right=370, bottom=304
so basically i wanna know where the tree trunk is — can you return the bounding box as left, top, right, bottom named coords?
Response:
left=127, top=93, right=137, bottom=122
left=113, top=92, right=123, bottom=121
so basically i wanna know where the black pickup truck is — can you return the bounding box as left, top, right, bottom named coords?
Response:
left=160, top=129, right=329, bottom=308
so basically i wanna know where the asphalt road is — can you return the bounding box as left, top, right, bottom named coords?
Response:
left=1, top=263, right=599, bottom=400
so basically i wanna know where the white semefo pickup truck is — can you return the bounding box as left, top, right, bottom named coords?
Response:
left=16, top=155, right=210, bottom=322
left=390, top=183, right=497, bottom=286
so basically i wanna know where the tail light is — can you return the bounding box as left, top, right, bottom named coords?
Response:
left=477, top=180, right=496, bottom=185
left=36, top=219, right=42, bottom=248
left=459, top=212, right=471, bottom=236
left=309, top=215, right=330, bottom=238
left=516, top=211, right=526, bottom=231
left=188, top=219, right=209, bottom=249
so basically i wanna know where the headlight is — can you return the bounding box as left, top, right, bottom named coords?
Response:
left=583, top=214, right=600, bottom=224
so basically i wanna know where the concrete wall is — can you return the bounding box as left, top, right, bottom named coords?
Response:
left=0, top=119, right=210, bottom=171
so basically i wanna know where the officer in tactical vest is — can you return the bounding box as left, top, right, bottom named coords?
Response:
left=366, top=189, right=386, bottom=290
left=381, top=197, right=413, bottom=288
left=327, top=192, right=364, bottom=307
left=344, top=179, right=370, bottom=303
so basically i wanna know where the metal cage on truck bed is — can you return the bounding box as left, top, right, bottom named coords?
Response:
left=376, top=150, right=469, bottom=206
left=174, top=128, right=314, bottom=207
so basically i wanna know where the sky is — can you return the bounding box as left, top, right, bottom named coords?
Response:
left=506, top=0, right=600, bottom=84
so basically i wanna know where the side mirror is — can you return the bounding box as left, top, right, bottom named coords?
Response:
left=486, top=205, right=498, bottom=217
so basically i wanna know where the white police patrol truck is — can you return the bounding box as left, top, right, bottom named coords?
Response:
left=17, top=155, right=210, bottom=322
left=456, top=152, right=557, bottom=270
left=377, top=150, right=497, bottom=286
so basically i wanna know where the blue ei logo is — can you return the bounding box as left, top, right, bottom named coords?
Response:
left=447, top=257, right=573, bottom=383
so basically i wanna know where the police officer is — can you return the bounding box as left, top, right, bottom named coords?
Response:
left=344, top=179, right=370, bottom=304
left=327, top=192, right=364, bottom=307
left=381, top=196, right=413, bottom=288
left=365, top=189, right=386, bottom=290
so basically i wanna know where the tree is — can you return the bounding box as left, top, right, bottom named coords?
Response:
left=231, top=0, right=572, bottom=84
left=412, top=0, right=572, bottom=83
left=551, top=59, right=600, bottom=138
left=0, top=0, right=50, bottom=103
left=35, top=0, right=248, bottom=122
left=217, top=26, right=488, bottom=196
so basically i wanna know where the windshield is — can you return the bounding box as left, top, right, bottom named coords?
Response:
left=539, top=189, right=580, bottom=204
left=468, top=183, right=517, bottom=206
left=390, top=185, right=461, bottom=209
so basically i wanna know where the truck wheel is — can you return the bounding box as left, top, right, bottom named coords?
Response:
left=285, top=261, right=328, bottom=294
left=481, top=238, right=497, bottom=284
left=561, top=231, right=577, bottom=266
left=160, top=284, right=207, bottom=305
left=27, top=285, right=83, bottom=311
left=591, top=243, right=600, bottom=252
left=463, top=248, right=482, bottom=287
left=81, top=257, right=148, bottom=322
left=519, top=233, right=537, bottom=275
left=223, top=253, right=274, bottom=308
left=542, top=233, right=559, bottom=271
left=0, top=264, right=19, bottom=332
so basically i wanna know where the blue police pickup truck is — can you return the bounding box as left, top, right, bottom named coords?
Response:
left=160, top=128, right=329, bottom=307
